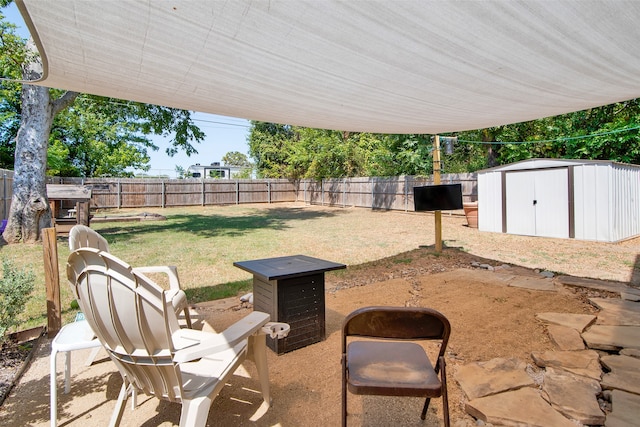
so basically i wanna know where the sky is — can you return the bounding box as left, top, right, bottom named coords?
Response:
left=2, top=3, right=252, bottom=178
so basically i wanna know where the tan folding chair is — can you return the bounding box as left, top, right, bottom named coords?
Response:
left=66, top=247, right=277, bottom=426
left=69, top=224, right=191, bottom=327
left=341, top=306, right=451, bottom=427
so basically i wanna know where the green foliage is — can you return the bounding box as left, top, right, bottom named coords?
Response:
left=221, top=151, right=251, bottom=167
left=248, top=122, right=440, bottom=179
left=175, top=165, right=186, bottom=179
left=0, top=258, right=35, bottom=342
left=457, top=100, right=640, bottom=167
left=249, top=100, right=640, bottom=179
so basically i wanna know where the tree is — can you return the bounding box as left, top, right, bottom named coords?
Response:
left=221, top=151, right=250, bottom=167
left=0, top=13, right=205, bottom=243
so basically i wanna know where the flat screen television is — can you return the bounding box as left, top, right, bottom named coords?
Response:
left=413, top=184, right=463, bottom=211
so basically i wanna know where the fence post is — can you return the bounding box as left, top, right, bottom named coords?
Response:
left=201, top=179, right=205, bottom=206
left=343, top=178, right=346, bottom=208
left=162, top=180, right=166, bottom=208
left=42, top=227, right=61, bottom=338
left=2, top=172, right=6, bottom=219
left=117, top=179, right=121, bottom=209
left=370, top=177, right=374, bottom=209
left=236, top=180, right=239, bottom=205
left=267, top=181, right=271, bottom=203
left=404, top=175, right=408, bottom=212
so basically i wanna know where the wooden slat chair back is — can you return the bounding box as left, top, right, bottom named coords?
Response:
left=341, top=306, right=451, bottom=427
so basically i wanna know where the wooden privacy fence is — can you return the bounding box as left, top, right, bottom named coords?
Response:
left=54, top=174, right=477, bottom=212
left=0, top=169, right=14, bottom=220
left=302, top=174, right=477, bottom=211
left=0, top=172, right=477, bottom=214
left=58, top=178, right=298, bottom=208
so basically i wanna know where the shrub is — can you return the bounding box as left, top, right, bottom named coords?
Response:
left=0, top=258, right=35, bottom=343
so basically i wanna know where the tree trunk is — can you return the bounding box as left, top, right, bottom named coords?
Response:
left=2, top=39, right=54, bottom=243
left=2, top=83, right=54, bottom=243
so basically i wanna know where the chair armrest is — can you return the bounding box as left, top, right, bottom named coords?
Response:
left=133, top=265, right=180, bottom=290
left=173, top=311, right=270, bottom=363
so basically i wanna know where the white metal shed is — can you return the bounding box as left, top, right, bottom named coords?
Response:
left=477, top=159, right=640, bottom=242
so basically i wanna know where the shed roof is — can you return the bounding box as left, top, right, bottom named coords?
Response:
left=477, top=158, right=640, bottom=174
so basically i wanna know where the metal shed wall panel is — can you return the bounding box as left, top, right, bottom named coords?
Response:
left=477, top=170, right=502, bottom=233
left=611, top=164, right=640, bottom=241
left=573, top=164, right=611, bottom=241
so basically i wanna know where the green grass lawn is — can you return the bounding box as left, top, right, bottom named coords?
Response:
left=1, top=203, right=408, bottom=332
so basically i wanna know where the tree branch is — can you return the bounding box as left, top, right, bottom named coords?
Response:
left=51, top=91, right=79, bottom=116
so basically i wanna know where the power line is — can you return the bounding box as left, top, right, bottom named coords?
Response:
left=76, top=95, right=251, bottom=128
left=457, top=125, right=640, bottom=145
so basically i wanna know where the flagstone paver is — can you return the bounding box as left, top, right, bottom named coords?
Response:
left=531, top=349, right=602, bottom=380
left=465, top=387, right=577, bottom=427
left=546, top=324, right=586, bottom=350
left=459, top=275, right=640, bottom=426
left=535, top=312, right=596, bottom=332
left=541, top=367, right=605, bottom=425
left=600, top=354, right=640, bottom=396
left=454, top=357, right=534, bottom=400
left=589, top=297, right=640, bottom=326
left=582, top=325, right=640, bottom=351
left=620, top=348, right=640, bottom=358
left=508, top=275, right=557, bottom=291
left=620, top=289, right=640, bottom=302
left=556, top=276, right=634, bottom=296
left=605, top=390, right=640, bottom=427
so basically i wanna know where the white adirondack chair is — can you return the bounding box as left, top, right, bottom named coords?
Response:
left=66, top=247, right=278, bottom=426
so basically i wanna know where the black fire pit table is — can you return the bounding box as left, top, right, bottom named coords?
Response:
left=233, top=255, right=346, bottom=354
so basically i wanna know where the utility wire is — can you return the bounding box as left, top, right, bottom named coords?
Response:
left=457, top=125, right=640, bottom=145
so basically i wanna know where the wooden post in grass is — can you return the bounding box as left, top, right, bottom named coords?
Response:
left=43, top=227, right=61, bottom=337
left=433, top=135, right=443, bottom=252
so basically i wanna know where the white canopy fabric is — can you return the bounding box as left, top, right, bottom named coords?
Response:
left=16, top=0, right=640, bottom=134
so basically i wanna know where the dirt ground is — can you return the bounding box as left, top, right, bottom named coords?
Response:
left=1, top=206, right=639, bottom=426
left=0, top=245, right=620, bottom=426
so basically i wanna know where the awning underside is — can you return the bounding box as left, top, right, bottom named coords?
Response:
left=16, top=0, right=640, bottom=133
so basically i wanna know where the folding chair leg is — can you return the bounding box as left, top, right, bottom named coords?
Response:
left=440, top=356, right=450, bottom=427
left=442, top=387, right=450, bottom=427
left=342, top=356, right=347, bottom=427
left=420, top=397, right=431, bottom=420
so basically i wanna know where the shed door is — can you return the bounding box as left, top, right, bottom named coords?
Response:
left=505, top=168, right=569, bottom=238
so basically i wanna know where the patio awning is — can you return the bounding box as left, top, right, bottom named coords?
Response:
left=16, top=0, right=640, bottom=134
